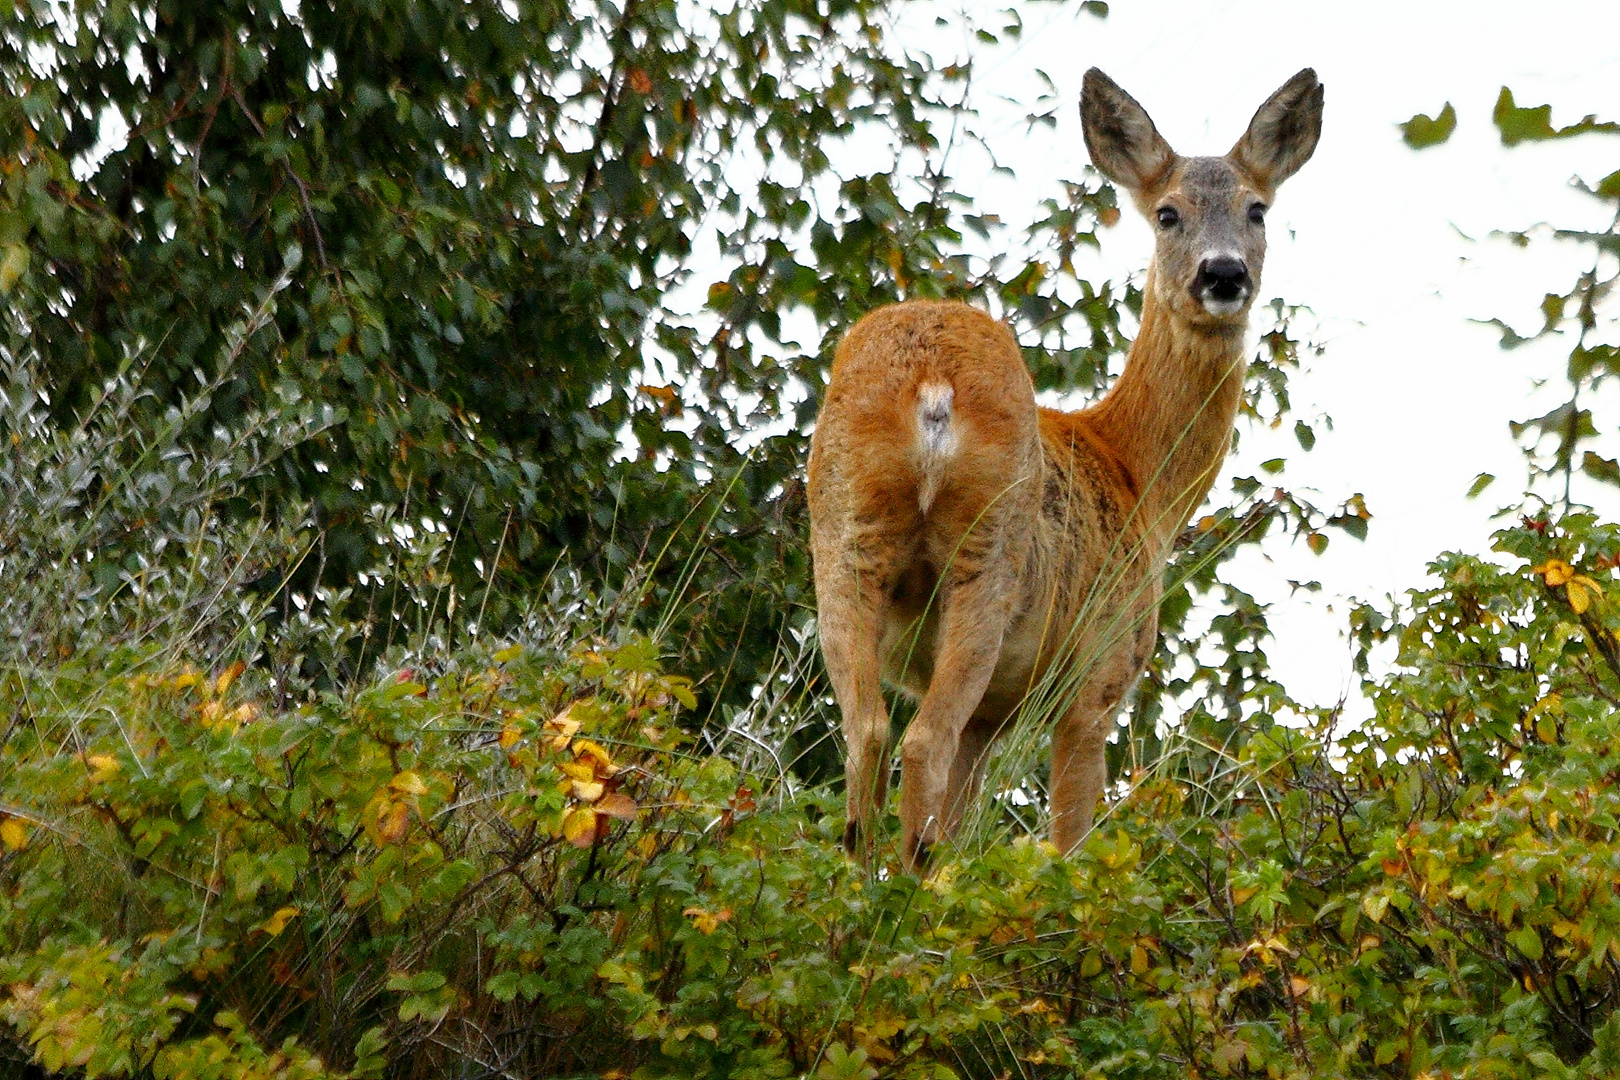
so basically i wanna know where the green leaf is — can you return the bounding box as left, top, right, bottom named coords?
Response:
left=1400, top=102, right=1456, bottom=149
left=1494, top=86, right=1620, bottom=146
left=1466, top=472, right=1496, bottom=498
left=485, top=971, right=521, bottom=1002
left=387, top=971, right=446, bottom=993
left=1507, top=925, right=1544, bottom=960
left=1260, top=457, right=1286, bottom=475
left=1582, top=452, right=1620, bottom=486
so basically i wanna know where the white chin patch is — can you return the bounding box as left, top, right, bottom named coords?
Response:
left=1201, top=296, right=1247, bottom=317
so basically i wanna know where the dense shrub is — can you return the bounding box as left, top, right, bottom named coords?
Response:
left=3, top=508, right=1619, bottom=1079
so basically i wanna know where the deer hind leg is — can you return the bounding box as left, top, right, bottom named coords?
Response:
left=939, top=710, right=1003, bottom=840
left=1050, top=618, right=1156, bottom=853
left=898, top=569, right=1011, bottom=869
left=1050, top=697, right=1113, bottom=854
left=816, top=540, right=908, bottom=863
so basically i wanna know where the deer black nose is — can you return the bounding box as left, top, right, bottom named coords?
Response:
left=1195, top=256, right=1251, bottom=304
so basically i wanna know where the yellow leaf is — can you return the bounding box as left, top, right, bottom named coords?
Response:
left=389, top=771, right=428, bottom=796
left=1535, top=559, right=1575, bottom=586
left=261, top=906, right=300, bottom=936
left=558, top=760, right=597, bottom=783
left=0, top=817, right=28, bottom=851
left=377, top=800, right=410, bottom=845
left=1567, top=580, right=1591, bottom=614
left=197, top=700, right=227, bottom=730
left=0, top=243, right=28, bottom=293
left=214, top=661, right=247, bottom=696
left=498, top=724, right=521, bottom=749
left=544, top=706, right=581, bottom=739
left=573, top=739, right=617, bottom=774
left=570, top=779, right=605, bottom=803
left=682, top=906, right=731, bottom=935
left=85, top=754, right=122, bottom=784
left=1130, top=943, right=1149, bottom=975
left=562, top=807, right=599, bottom=848
left=493, top=644, right=523, bottom=664
left=172, top=670, right=203, bottom=691
left=598, top=793, right=638, bottom=821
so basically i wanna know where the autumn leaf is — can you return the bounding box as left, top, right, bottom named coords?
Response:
left=214, top=660, right=247, bottom=696
left=598, top=793, right=638, bottom=821
left=377, top=801, right=410, bottom=845
left=682, top=906, right=732, bottom=935
left=558, top=760, right=597, bottom=783
left=1534, top=558, right=1575, bottom=586
left=498, top=724, right=521, bottom=749
left=261, top=906, right=300, bottom=936
left=544, top=705, right=581, bottom=750
left=562, top=807, right=600, bottom=848
left=0, top=817, right=27, bottom=851
left=570, top=779, right=605, bottom=803
left=389, top=771, right=428, bottom=796
left=573, top=739, right=617, bottom=774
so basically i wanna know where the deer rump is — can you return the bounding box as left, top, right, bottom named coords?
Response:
left=808, top=301, right=1156, bottom=862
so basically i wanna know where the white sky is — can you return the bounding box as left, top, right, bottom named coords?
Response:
left=901, top=0, right=1620, bottom=713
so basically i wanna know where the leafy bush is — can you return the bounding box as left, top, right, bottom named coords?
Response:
left=4, top=508, right=1620, bottom=1078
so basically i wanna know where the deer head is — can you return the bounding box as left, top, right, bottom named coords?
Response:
left=1081, top=68, right=1324, bottom=332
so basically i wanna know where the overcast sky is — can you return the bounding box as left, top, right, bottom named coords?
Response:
left=898, top=0, right=1620, bottom=713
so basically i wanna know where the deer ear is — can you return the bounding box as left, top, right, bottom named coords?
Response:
left=1080, top=68, right=1177, bottom=193
left=1229, top=68, right=1323, bottom=190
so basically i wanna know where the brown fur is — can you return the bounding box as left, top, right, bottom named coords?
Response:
left=808, top=69, right=1323, bottom=868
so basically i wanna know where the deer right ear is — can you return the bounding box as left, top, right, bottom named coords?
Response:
left=1229, top=68, right=1324, bottom=191
left=1080, top=68, right=1177, bottom=193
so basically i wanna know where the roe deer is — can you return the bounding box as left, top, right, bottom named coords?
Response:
left=807, top=68, right=1323, bottom=869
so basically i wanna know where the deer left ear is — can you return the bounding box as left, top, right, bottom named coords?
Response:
left=1081, top=68, right=1178, bottom=193
left=1228, top=68, right=1323, bottom=191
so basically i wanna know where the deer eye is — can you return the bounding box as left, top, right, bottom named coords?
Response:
left=1156, top=206, right=1180, bottom=229
left=1248, top=202, right=1267, bottom=224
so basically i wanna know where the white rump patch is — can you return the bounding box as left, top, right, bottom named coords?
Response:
left=915, top=381, right=955, bottom=513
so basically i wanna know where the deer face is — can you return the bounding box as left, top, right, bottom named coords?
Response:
left=1081, top=68, right=1324, bottom=331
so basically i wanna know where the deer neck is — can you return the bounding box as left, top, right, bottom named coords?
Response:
left=1084, top=269, right=1249, bottom=547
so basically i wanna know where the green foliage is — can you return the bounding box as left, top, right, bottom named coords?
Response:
left=1401, top=102, right=1457, bottom=149
left=0, top=0, right=1144, bottom=708
left=4, top=516, right=1619, bottom=1078
left=1493, top=88, right=1620, bottom=146
left=1478, top=92, right=1620, bottom=504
